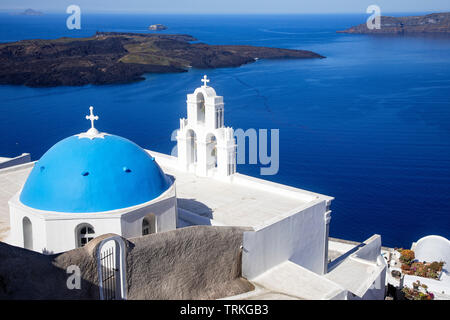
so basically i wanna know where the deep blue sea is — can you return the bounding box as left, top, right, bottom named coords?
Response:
left=0, top=13, right=449, bottom=247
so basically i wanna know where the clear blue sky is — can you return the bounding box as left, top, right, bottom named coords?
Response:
left=1, top=0, right=450, bottom=14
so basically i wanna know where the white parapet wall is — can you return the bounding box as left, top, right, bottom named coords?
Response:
left=242, top=199, right=328, bottom=279
left=411, top=235, right=450, bottom=267
left=325, top=234, right=387, bottom=300
left=406, top=235, right=450, bottom=298
left=0, top=153, right=31, bottom=170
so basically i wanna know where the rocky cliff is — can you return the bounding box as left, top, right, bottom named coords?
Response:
left=338, top=12, right=450, bottom=34
left=0, top=31, right=324, bottom=87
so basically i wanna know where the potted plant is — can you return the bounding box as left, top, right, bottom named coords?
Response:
left=402, top=281, right=434, bottom=300
left=399, top=249, right=415, bottom=265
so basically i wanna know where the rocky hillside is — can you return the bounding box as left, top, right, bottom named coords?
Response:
left=338, top=12, right=450, bottom=34
left=0, top=32, right=324, bottom=87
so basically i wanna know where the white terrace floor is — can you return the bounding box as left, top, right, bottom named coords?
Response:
left=151, top=150, right=332, bottom=229
left=167, top=167, right=313, bottom=228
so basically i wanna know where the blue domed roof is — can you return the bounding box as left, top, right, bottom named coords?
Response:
left=20, top=134, right=171, bottom=213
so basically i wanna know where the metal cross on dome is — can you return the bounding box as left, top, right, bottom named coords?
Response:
left=201, top=75, right=210, bottom=87
left=86, top=106, right=99, bottom=130
left=77, top=106, right=107, bottom=140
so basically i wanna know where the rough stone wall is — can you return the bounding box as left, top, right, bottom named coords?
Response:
left=0, top=225, right=253, bottom=299
left=0, top=241, right=99, bottom=299
left=126, top=226, right=253, bottom=299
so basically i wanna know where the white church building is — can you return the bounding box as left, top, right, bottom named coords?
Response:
left=1, top=76, right=387, bottom=300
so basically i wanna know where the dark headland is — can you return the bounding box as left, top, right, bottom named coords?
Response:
left=0, top=32, right=324, bottom=87
left=338, top=12, right=450, bottom=34
left=10, top=9, right=44, bottom=16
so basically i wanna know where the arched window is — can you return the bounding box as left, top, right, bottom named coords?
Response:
left=196, top=93, right=205, bottom=124
left=142, top=214, right=157, bottom=236
left=186, top=129, right=197, bottom=165
left=22, top=217, right=33, bottom=250
left=142, top=218, right=150, bottom=235
left=76, top=224, right=96, bottom=247
left=206, top=133, right=217, bottom=169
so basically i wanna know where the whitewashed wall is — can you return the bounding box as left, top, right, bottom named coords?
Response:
left=120, top=191, right=177, bottom=238
left=242, top=199, right=328, bottom=279
left=8, top=200, right=47, bottom=252
left=413, top=235, right=450, bottom=266
left=44, top=217, right=121, bottom=254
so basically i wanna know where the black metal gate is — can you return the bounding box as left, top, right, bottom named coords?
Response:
left=100, top=246, right=118, bottom=300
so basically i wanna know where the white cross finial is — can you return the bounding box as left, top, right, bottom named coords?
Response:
left=86, top=106, right=99, bottom=130
left=77, top=106, right=107, bottom=140
left=201, top=75, right=210, bottom=87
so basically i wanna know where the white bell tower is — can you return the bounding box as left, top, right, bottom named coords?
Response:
left=176, top=75, right=236, bottom=178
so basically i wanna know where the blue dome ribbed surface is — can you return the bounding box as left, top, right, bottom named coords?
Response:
left=20, top=134, right=171, bottom=213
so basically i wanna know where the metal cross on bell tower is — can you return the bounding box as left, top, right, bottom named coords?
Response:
left=201, top=75, right=210, bottom=87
